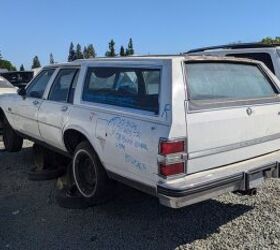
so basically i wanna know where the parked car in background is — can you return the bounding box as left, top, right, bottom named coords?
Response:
left=186, top=42, right=280, bottom=79
left=0, top=76, right=17, bottom=135
left=0, top=76, right=17, bottom=95
left=0, top=71, right=34, bottom=89
left=0, top=56, right=279, bottom=208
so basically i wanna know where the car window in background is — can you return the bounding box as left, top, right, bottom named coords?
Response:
left=226, top=53, right=275, bottom=73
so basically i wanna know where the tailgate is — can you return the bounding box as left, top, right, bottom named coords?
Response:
left=185, top=60, right=280, bottom=174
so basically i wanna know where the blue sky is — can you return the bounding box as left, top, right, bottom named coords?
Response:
left=1, top=0, right=279, bottom=69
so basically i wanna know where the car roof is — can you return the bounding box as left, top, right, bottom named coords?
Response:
left=42, top=54, right=263, bottom=69
left=186, top=42, right=280, bottom=54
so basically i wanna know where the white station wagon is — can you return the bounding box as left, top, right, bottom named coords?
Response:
left=0, top=56, right=279, bottom=208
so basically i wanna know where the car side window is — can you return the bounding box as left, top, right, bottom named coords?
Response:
left=48, top=69, right=78, bottom=103
left=82, top=67, right=160, bottom=114
left=26, top=69, right=55, bottom=98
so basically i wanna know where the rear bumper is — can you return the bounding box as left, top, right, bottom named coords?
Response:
left=157, top=152, right=280, bottom=208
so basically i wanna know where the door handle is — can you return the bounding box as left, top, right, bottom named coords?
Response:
left=33, top=100, right=40, bottom=105
left=61, top=106, right=68, bottom=112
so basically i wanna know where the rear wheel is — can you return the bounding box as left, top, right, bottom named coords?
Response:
left=72, top=141, right=113, bottom=204
left=3, top=121, right=23, bottom=152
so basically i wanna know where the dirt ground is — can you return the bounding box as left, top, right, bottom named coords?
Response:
left=0, top=141, right=280, bottom=250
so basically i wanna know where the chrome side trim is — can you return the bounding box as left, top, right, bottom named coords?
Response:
left=188, top=132, right=280, bottom=160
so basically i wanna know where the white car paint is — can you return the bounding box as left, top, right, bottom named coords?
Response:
left=0, top=76, right=17, bottom=95
left=0, top=56, right=280, bottom=208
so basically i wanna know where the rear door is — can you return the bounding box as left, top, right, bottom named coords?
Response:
left=185, top=61, right=280, bottom=174
left=38, top=68, right=79, bottom=149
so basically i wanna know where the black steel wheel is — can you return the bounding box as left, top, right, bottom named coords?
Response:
left=72, top=141, right=113, bottom=204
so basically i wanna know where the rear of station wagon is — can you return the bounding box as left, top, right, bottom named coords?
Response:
left=73, top=56, right=280, bottom=208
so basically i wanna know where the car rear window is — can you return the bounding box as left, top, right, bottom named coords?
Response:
left=185, top=62, right=277, bottom=102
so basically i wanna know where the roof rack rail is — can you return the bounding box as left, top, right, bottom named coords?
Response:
left=186, top=42, right=280, bottom=54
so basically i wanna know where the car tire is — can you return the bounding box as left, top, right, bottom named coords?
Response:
left=55, top=163, right=91, bottom=209
left=28, top=166, right=66, bottom=181
left=3, top=120, right=23, bottom=152
left=28, top=144, right=68, bottom=181
left=72, top=141, right=113, bottom=205
left=55, top=187, right=90, bottom=209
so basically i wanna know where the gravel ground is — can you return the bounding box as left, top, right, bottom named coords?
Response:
left=0, top=141, right=280, bottom=250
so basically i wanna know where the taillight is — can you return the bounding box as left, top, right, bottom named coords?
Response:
left=159, top=162, right=184, bottom=177
left=160, top=141, right=184, bottom=155
left=158, top=138, right=186, bottom=177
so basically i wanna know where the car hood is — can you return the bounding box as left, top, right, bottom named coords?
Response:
left=0, top=88, right=17, bottom=95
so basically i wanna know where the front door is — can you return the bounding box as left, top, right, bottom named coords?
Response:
left=12, top=69, right=56, bottom=139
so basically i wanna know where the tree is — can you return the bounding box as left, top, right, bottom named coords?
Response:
left=68, top=42, right=76, bottom=62
left=83, top=46, right=88, bottom=58
left=126, top=38, right=134, bottom=56
left=20, top=64, right=25, bottom=71
left=76, top=43, right=83, bottom=59
left=120, top=46, right=126, bottom=56
left=0, top=59, right=16, bottom=71
left=105, top=39, right=116, bottom=57
left=49, top=53, right=54, bottom=64
left=0, top=51, right=16, bottom=71
left=31, top=56, right=41, bottom=69
left=262, top=36, right=280, bottom=45
left=87, top=44, right=96, bottom=58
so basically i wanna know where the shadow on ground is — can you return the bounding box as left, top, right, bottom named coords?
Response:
left=0, top=145, right=253, bottom=250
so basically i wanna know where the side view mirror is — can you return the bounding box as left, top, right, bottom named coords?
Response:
left=17, top=88, right=26, bottom=96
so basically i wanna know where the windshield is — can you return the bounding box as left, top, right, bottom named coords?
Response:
left=0, top=76, right=14, bottom=88
left=185, top=62, right=277, bottom=101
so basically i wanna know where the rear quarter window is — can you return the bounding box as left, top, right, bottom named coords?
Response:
left=82, top=67, right=160, bottom=114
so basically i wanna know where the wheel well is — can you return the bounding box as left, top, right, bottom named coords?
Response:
left=0, top=108, right=6, bottom=130
left=63, top=129, right=90, bottom=155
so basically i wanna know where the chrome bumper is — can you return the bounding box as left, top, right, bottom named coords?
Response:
left=157, top=158, right=280, bottom=208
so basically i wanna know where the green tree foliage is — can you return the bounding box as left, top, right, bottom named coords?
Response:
left=76, top=43, right=84, bottom=59
left=20, top=64, right=25, bottom=71
left=105, top=40, right=116, bottom=57
left=261, top=36, right=280, bottom=45
left=49, top=53, right=54, bottom=64
left=126, top=38, right=134, bottom=56
left=0, top=50, right=16, bottom=71
left=120, top=46, right=126, bottom=56
left=0, top=59, right=16, bottom=71
left=68, top=42, right=76, bottom=62
left=83, top=46, right=88, bottom=58
left=31, top=56, right=41, bottom=69
left=87, top=44, right=96, bottom=58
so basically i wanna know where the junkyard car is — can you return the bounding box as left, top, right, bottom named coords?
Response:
left=0, top=76, right=17, bottom=95
left=0, top=56, right=279, bottom=208
left=187, top=42, right=280, bottom=79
